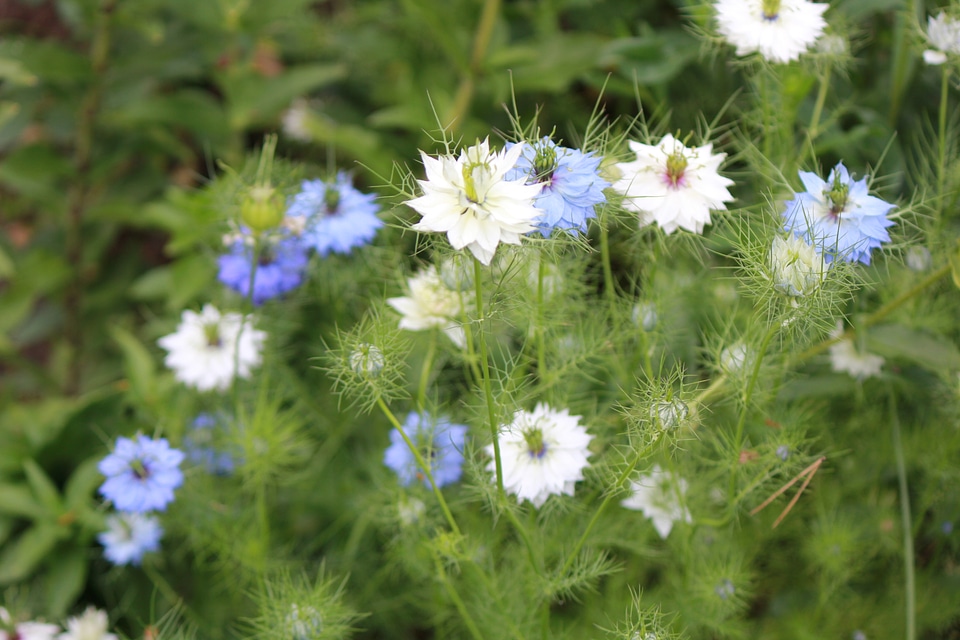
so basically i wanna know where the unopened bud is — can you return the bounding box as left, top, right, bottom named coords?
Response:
left=349, top=343, right=385, bottom=378
left=241, top=185, right=284, bottom=232
left=649, top=398, right=688, bottom=430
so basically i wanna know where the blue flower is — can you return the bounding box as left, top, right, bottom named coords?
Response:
left=184, top=413, right=236, bottom=476
left=98, top=512, right=163, bottom=566
left=782, top=163, right=895, bottom=265
left=98, top=435, right=184, bottom=513
left=218, top=235, right=309, bottom=305
left=286, top=172, right=382, bottom=255
left=384, top=412, right=468, bottom=489
left=505, top=137, right=609, bottom=237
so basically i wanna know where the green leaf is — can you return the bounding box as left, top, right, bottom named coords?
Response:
left=111, top=326, right=158, bottom=404
left=45, top=548, right=88, bottom=618
left=65, top=457, right=105, bottom=511
left=23, top=459, right=62, bottom=514
left=0, top=524, right=60, bottom=584
left=0, top=57, right=38, bottom=86
left=868, top=324, right=960, bottom=372
left=0, top=483, right=48, bottom=519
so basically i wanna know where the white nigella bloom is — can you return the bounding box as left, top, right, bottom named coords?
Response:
left=281, top=98, right=313, bottom=141
left=387, top=265, right=468, bottom=347
left=0, top=608, right=60, bottom=640
left=58, top=608, right=118, bottom=640
left=621, top=464, right=693, bottom=538
left=924, top=12, right=960, bottom=65
left=613, top=134, right=734, bottom=235
left=490, top=403, right=593, bottom=507
left=158, top=304, right=266, bottom=392
left=714, top=0, right=828, bottom=63
left=407, top=139, right=544, bottom=265
left=769, top=234, right=826, bottom=297
left=828, top=321, right=884, bottom=379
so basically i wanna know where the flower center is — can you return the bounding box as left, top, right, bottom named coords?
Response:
left=462, top=163, right=484, bottom=204
left=203, top=322, right=223, bottom=347
left=131, top=458, right=151, bottom=480
left=258, top=246, right=276, bottom=266
left=324, top=185, right=340, bottom=215
left=824, top=175, right=849, bottom=217
left=532, top=144, right=558, bottom=184
left=762, top=0, right=781, bottom=20
left=664, top=151, right=688, bottom=189
left=523, top=427, right=547, bottom=459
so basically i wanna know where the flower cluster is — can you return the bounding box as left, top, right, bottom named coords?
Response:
left=384, top=412, right=468, bottom=489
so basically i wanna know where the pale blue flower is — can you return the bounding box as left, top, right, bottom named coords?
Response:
left=218, top=236, right=309, bottom=305
left=506, top=138, right=609, bottom=237
left=98, top=435, right=184, bottom=513
left=98, top=512, right=163, bottom=566
left=384, top=412, right=467, bottom=488
left=782, top=163, right=895, bottom=265
left=287, top=172, right=382, bottom=255
left=184, top=413, right=236, bottom=476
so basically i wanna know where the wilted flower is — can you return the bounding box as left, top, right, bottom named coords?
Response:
left=714, top=0, right=828, bottom=63
left=923, top=12, right=960, bottom=65
left=505, top=137, right=609, bottom=236
left=387, top=265, right=468, bottom=347
left=782, top=162, right=896, bottom=265
left=621, top=464, right=692, bottom=538
left=384, top=412, right=468, bottom=489
left=491, top=403, right=593, bottom=507
left=614, top=134, right=734, bottom=235
left=828, top=321, right=884, bottom=379
left=97, top=512, right=163, bottom=566
left=287, top=173, right=382, bottom=256
left=158, top=304, right=266, bottom=392
left=407, top=138, right=543, bottom=265
left=769, top=234, right=826, bottom=297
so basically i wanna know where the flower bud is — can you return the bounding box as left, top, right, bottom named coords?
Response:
left=241, top=185, right=285, bottom=232
left=286, top=604, right=323, bottom=640
left=770, top=235, right=825, bottom=297
left=349, top=343, right=385, bottom=379
left=649, top=398, right=688, bottom=430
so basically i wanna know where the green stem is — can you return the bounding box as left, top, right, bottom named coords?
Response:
left=936, top=66, right=950, bottom=223
left=233, top=236, right=261, bottom=408
left=599, top=217, right=617, bottom=317
left=797, top=61, right=832, bottom=169
left=376, top=396, right=461, bottom=536
left=417, top=332, right=438, bottom=410
left=474, top=258, right=504, bottom=494
left=435, top=554, right=486, bottom=640
left=889, top=391, right=916, bottom=640
left=792, top=263, right=951, bottom=364
left=446, top=0, right=501, bottom=129
left=537, top=251, right=547, bottom=379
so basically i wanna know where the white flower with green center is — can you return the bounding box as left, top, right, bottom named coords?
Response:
left=621, top=465, right=692, bottom=538
left=489, top=403, right=593, bottom=508
left=769, top=234, right=826, bottom=297
left=157, top=304, right=266, bottom=392
left=407, top=139, right=544, bottom=265
left=828, top=321, right=884, bottom=380
left=923, top=11, right=960, bottom=65
left=714, top=0, right=828, bottom=63
left=613, top=134, right=734, bottom=235
left=387, top=265, right=468, bottom=347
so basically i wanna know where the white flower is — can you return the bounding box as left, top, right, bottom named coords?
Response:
left=0, top=608, right=60, bottom=640
left=770, top=234, right=826, bottom=297
left=828, top=321, right=884, bottom=379
left=621, top=465, right=692, bottom=538
left=58, top=608, right=118, bottom=640
left=158, top=304, right=266, bottom=392
left=489, top=403, right=593, bottom=507
left=714, top=0, right=828, bottom=63
left=407, top=139, right=543, bottom=265
left=613, top=134, right=734, bottom=235
left=281, top=98, right=312, bottom=141
left=387, top=265, right=468, bottom=347
left=924, top=12, right=960, bottom=65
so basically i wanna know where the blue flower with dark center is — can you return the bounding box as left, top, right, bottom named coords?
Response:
left=782, top=162, right=895, bottom=265
left=218, top=235, right=309, bottom=305
left=505, top=137, right=609, bottom=237
left=184, top=413, right=236, bottom=476
left=98, top=435, right=184, bottom=513
left=384, top=412, right=468, bottom=489
left=98, top=512, right=163, bottom=566
left=287, top=172, right=382, bottom=255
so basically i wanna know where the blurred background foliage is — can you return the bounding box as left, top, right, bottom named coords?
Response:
left=1, top=0, right=958, bottom=637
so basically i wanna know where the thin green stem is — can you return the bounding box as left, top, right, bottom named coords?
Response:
left=889, top=391, right=916, bottom=640
left=599, top=219, right=617, bottom=318
left=233, top=236, right=261, bottom=409
left=937, top=66, right=950, bottom=223
left=446, top=0, right=501, bottom=129
left=474, top=258, right=504, bottom=494
left=376, top=396, right=461, bottom=536
left=797, top=61, right=832, bottom=169
left=537, top=252, right=547, bottom=379
left=417, top=332, right=438, bottom=410
left=435, top=555, right=486, bottom=640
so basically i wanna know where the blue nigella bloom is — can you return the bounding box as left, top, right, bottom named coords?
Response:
left=98, top=512, right=164, bottom=566
left=505, top=137, right=609, bottom=237
left=384, top=412, right=468, bottom=489
left=782, top=162, right=895, bottom=265
left=286, top=172, right=382, bottom=256
left=218, top=235, right=309, bottom=305
left=98, top=435, right=184, bottom=513
left=184, top=413, right=236, bottom=475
